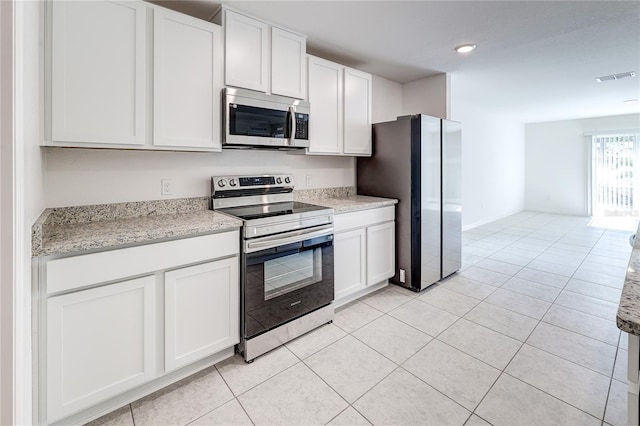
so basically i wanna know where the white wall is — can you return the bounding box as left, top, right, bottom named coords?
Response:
left=44, top=73, right=403, bottom=207
left=449, top=73, right=526, bottom=229
left=371, top=74, right=402, bottom=123
left=525, top=113, right=640, bottom=215
left=0, top=1, right=11, bottom=423
left=401, top=73, right=448, bottom=119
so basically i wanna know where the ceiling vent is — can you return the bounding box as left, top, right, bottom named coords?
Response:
left=595, top=71, right=636, bottom=83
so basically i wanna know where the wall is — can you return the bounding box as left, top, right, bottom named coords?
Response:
left=449, top=73, right=526, bottom=229
left=371, top=75, right=402, bottom=124
left=525, top=113, right=640, bottom=215
left=401, top=73, right=448, bottom=119
left=0, top=1, right=11, bottom=423
left=44, top=74, right=403, bottom=207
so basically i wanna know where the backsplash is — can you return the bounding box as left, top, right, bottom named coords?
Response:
left=43, top=148, right=356, bottom=207
left=293, top=187, right=356, bottom=201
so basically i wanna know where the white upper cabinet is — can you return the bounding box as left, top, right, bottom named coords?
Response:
left=153, top=8, right=222, bottom=150
left=307, top=56, right=343, bottom=154
left=216, top=8, right=306, bottom=99
left=344, top=67, right=372, bottom=156
left=271, top=27, right=306, bottom=99
left=47, top=1, right=223, bottom=151
left=223, top=10, right=269, bottom=92
left=51, top=0, right=146, bottom=145
left=307, top=55, right=372, bottom=156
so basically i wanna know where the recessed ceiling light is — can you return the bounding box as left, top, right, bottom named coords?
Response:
left=624, top=99, right=638, bottom=104
left=455, top=44, right=477, bottom=54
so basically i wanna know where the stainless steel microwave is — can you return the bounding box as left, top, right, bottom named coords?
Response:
left=223, top=87, right=310, bottom=150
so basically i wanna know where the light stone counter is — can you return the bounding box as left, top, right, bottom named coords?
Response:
left=305, top=195, right=398, bottom=213
left=616, top=222, right=640, bottom=426
left=32, top=197, right=242, bottom=257
left=617, top=223, right=640, bottom=335
left=293, top=188, right=397, bottom=214
left=31, top=189, right=397, bottom=257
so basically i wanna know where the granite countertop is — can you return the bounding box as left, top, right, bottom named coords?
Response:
left=299, top=195, right=398, bottom=213
left=616, top=223, right=640, bottom=335
left=31, top=188, right=397, bottom=258
left=32, top=197, right=242, bottom=257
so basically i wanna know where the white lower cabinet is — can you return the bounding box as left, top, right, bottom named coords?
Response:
left=366, top=221, right=395, bottom=285
left=38, top=231, right=239, bottom=425
left=46, top=276, right=156, bottom=423
left=164, top=258, right=239, bottom=371
left=333, top=206, right=395, bottom=305
left=334, top=228, right=366, bottom=300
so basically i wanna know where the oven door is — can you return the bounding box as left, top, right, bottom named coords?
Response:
left=242, top=225, right=334, bottom=340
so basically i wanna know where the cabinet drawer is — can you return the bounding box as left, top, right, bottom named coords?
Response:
left=333, top=206, right=394, bottom=233
left=46, top=231, right=239, bottom=294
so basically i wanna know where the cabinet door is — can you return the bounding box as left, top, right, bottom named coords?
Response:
left=165, top=258, right=239, bottom=372
left=51, top=0, right=146, bottom=145
left=334, top=228, right=367, bottom=301
left=271, top=27, right=306, bottom=99
left=307, top=55, right=343, bottom=154
left=224, top=10, right=269, bottom=92
left=153, top=8, right=222, bottom=150
left=343, top=67, right=372, bottom=156
left=366, top=221, right=395, bottom=285
left=46, top=276, right=156, bottom=423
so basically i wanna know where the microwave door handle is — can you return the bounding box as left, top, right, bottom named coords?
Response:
left=288, top=106, right=296, bottom=146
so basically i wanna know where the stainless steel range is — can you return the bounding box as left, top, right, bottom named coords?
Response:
left=211, top=174, right=334, bottom=362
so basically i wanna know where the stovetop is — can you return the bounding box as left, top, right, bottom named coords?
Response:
left=211, top=174, right=334, bottom=239
left=217, top=201, right=329, bottom=221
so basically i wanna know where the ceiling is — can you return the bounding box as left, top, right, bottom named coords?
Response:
left=149, top=0, right=640, bottom=123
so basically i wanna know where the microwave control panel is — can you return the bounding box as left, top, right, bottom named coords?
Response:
left=295, top=113, right=309, bottom=140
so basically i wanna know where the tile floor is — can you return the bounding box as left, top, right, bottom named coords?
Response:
left=89, top=212, right=636, bottom=426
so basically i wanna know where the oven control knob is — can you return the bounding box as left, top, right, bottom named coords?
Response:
left=284, top=176, right=291, bottom=184
left=229, top=179, right=237, bottom=187
left=276, top=177, right=283, bottom=184
left=217, top=179, right=226, bottom=188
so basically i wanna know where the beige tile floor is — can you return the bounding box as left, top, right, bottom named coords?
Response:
left=88, top=212, right=636, bottom=426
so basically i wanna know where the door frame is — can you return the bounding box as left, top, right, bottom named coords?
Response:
left=1, top=1, right=29, bottom=424
left=1, top=0, right=17, bottom=424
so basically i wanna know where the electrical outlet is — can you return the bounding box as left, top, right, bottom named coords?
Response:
left=399, top=269, right=406, bottom=283
left=305, top=175, right=312, bottom=186
left=161, top=179, right=173, bottom=196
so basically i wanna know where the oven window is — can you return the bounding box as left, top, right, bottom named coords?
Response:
left=229, top=104, right=289, bottom=138
left=264, top=248, right=322, bottom=300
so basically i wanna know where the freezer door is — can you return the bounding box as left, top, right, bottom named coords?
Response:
left=442, top=119, right=462, bottom=278
left=419, top=115, right=442, bottom=289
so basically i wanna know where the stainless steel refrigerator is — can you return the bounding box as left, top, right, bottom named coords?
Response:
left=357, top=114, right=462, bottom=291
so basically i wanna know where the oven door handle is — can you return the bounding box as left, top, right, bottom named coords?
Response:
left=245, top=225, right=333, bottom=253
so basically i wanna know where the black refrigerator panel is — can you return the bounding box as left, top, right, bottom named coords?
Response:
left=357, top=118, right=415, bottom=288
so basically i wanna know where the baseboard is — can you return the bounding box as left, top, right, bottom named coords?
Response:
left=50, top=348, right=234, bottom=426
left=334, top=280, right=388, bottom=309
left=462, top=208, right=524, bottom=231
